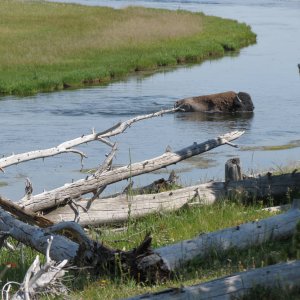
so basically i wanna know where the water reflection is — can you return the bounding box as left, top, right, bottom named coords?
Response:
left=176, top=111, right=253, bottom=122
left=175, top=112, right=253, bottom=131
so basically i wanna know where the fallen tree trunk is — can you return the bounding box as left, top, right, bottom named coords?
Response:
left=44, top=181, right=223, bottom=225
left=0, top=204, right=173, bottom=282
left=1, top=200, right=300, bottom=282
left=135, top=200, right=300, bottom=278
left=127, top=260, right=300, bottom=300
left=18, top=131, right=244, bottom=212
left=45, top=172, right=300, bottom=226
left=0, top=206, right=158, bottom=281
left=0, top=195, right=53, bottom=227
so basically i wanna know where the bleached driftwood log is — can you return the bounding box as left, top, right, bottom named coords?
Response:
left=0, top=108, right=178, bottom=172
left=0, top=206, right=157, bottom=281
left=126, top=260, right=300, bottom=300
left=45, top=172, right=300, bottom=226
left=45, top=181, right=221, bottom=226
left=0, top=207, right=79, bottom=262
left=134, top=200, right=300, bottom=279
left=18, top=131, right=244, bottom=212
left=4, top=237, right=68, bottom=300
left=1, top=200, right=300, bottom=282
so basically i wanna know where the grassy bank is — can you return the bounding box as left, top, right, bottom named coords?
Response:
left=0, top=0, right=256, bottom=96
left=2, top=200, right=295, bottom=299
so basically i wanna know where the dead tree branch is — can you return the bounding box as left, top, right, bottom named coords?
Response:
left=5, top=237, right=69, bottom=300
left=0, top=108, right=178, bottom=171
left=18, top=131, right=244, bottom=212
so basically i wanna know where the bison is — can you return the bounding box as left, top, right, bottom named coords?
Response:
left=175, top=91, right=254, bottom=113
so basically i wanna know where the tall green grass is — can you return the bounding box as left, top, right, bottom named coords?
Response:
left=0, top=0, right=256, bottom=96
left=0, top=201, right=296, bottom=299
left=70, top=201, right=292, bottom=299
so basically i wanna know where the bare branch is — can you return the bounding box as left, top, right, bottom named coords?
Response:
left=86, top=185, right=106, bottom=211
left=0, top=108, right=177, bottom=171
left=68, top=200, right=82, bottom=223
left=98, top=107, right=180, bottom=139
left=10, top=237, right=69, bottom=300
left=19, top=131, right=244, bottom=212
left=94, top=143, right=117, bottom=177
left=85, top=143, right=117, bottom=210
left=24, top=178, right=33, bottom=199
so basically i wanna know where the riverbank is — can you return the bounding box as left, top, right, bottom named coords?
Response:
left=0, top=0, right=256, bottom=96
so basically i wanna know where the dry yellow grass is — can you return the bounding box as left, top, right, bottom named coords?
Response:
left=0, top=0, right=256, bottom=95
left=0, top=2, right=203, bottom=66
left=99, top=8, right=204, bottom=48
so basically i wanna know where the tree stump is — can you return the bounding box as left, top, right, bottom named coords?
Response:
left=225, top=158, right=242, bottom=182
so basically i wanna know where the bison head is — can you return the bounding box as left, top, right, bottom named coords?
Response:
left=234, top=92, right=254, bottom=112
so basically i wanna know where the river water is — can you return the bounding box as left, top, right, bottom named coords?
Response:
left=1, top=0, right=300, bottom=200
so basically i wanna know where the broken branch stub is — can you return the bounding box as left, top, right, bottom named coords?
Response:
left=19, top=131, right=244, bottom=212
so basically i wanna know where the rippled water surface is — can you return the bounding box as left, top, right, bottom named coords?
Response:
left=1, top=0, right=300, bottom=199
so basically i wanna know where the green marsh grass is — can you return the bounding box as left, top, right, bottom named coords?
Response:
left=0, top=0, right=256, bottom=95
left=1, top=201, right=297, bottom=299
left=69, top=201, right=289, bottom=299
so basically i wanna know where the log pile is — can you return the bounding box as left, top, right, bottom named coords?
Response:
left=1, top=108, right=300, bottom=298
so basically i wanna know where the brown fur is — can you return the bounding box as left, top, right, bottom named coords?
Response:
left=175, top=91, right=254, bottom=113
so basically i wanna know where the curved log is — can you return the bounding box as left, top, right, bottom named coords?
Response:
left=0, top=207, right=162, bottom=282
